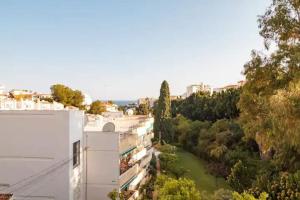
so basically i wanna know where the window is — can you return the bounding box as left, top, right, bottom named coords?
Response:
left=73, top=140, right=80, bottom=168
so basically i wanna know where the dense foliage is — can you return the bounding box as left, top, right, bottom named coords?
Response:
left=136, top=102, right=151, bottom=115
left=232, top=192, right=268, bottom=200
left=171, top=89, right=240, bottom=121
left=165, top=0, right=300, bottom=198
left=50, top=84, right=84, bottom=109
left=149, top=1, right=300, bottom=199
left=158, top=144, right=187, bottom=178
left=238, top=0, right=300, bottom=171
left=155, top=175, right=201, bottom=200
left=154, top=80, right=172, bottom=142
left=87, top=100, right=106, bottom=114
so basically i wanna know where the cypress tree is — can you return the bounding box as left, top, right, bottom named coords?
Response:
left=154, top=80, right=171, bottom=143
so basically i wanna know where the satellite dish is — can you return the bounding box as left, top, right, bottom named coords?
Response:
left=102, top=122, right=115, bottom=132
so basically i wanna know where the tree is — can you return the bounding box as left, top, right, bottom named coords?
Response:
left=72, top=90, right=85, bottom=108
left=155, top=175, right=201, bottom=200
left=212, top=189, right=233, bottom=200
left=238, top=0, right=300, bottom=167
left=227, top=160, right=253, bottom=193
left=50, top=84, right=84, bottom=109
left=258, top=0, right=300, bottom=48
left=88, top=100, right=106, bottom=115
left=232, top=192, right=268, bottom=200
left=154, top=80, right=171, bottom=143
left=248, top=171, right=300, bottom=200
left=136, top=103, right=150, bottom=115
left=107, top=189, right=125, bottom=200
left=159, top=153, right=177, bottom=173
left=176, top=89, right=240, bottom=122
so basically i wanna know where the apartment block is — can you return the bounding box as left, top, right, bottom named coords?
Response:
left=84, top=115, right=154, bottom=200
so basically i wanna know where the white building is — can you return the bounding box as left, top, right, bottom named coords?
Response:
left=0, top=98, right=64, bottom=111
left=185, top=83, right=212, bottom=97
left=84, top=115, right=154, bottom=200
left=9, top=89, right=34, bottom=100
left=0, top=110, right=85, bottom=200
left=0, top=110, right=154, bottom=200
left=137, top=98, right=156, bottom=108
left=213, top=80, right=245, bottom=93
left=83, top=94, right=93, bottom=106
left=0, top=85, right=5, bottom=95
left=125, top=109, right=134, bottom=116
left=105, top=103, right=119, bottom=112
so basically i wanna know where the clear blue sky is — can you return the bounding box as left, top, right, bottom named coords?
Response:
left=0, top=0, right=270, bottom=100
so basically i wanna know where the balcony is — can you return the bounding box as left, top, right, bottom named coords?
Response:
left=131, top=148, right=147, bottom=163
left=143, top=133, right=154, bottom=148
left=120, top=164, right=139, bottom=188
left=140, top=153, right=152, bottom=168
left=119, top=134, right=139, bottom=155
left=128, top=168, right=147, bottom=190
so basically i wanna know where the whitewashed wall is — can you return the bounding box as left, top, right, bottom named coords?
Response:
left=84, top=131, right=119, bottom=200
left=0, top=110, right=84, bottom=200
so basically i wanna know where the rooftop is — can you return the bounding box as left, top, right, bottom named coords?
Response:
left=84, top=114, right=153, bottom=133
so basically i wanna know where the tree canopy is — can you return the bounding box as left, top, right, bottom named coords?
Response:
left=88, top=100, right=106, bottom=114
left=155, top=175, right=201, bottom=200
left=154, top=80, right=171, bottom=142
left=173, top=89, right=240, bottom=122
left=50, top=84, right=84, bottom=109
left=238, top=0, right=300, bottom=169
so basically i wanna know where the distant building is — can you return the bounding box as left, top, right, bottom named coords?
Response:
left=185, top=83, right=212, bottom=97
left=126, top=108, right=135, bottom=116
left=170, top=95, right=182, bottom=101
left=105, top=103, right=119, bottom=112
left=0, top=85, right=5, bottom=95
left=0, top=97, right=64, bottom=110
left=213, top=80, right=245, bottom=93
left=33, top=93, right=52, bottom=101
left=0, top=87, right=65, bottom=110
left=102, top=111, right=124, bottom=118
left=83, top=93, right=93, bottom=106
left=137, top=98, right=156, bottom=108
left=9, top=89, right=34, bottom=100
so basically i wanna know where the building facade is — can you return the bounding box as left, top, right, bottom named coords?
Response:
left=213, top=80, right=245, bottom=93
left=185, top=83, right=212, bottom=98
left=0, top=98, right=64, bottom=110
left=0, top=110, right=84, bottom=200
left=137, top=98, right=156, bottom=108
left=0, top=110, right=154, bottom=200
left=84, top=115, right=154, bottom=200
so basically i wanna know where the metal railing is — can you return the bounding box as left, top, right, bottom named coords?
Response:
left=119, top=164, right=139, bottom=187
left=140, top=154, right=152, bottom=168
left=119, top=134, right=140, bottom=155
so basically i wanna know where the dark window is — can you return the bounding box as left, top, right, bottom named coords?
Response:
left=73, top=140, right=80, bottom=168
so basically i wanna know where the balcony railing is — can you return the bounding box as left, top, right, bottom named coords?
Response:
left=143, top=133, right=153, bottom=148
left=140, top=154, right=152, bottom=168
left=120, top=164, right=139, bottom=188
left=119, top=134, right=139, bottom=155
